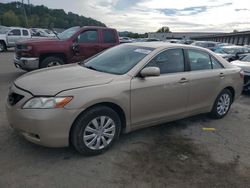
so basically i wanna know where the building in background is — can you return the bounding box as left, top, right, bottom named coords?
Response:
left=192, top=30, right=250, bottom=46
left=148, top=32, right=223, bottom=40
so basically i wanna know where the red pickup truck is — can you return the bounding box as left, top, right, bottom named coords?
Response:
left=14, top=26, right=120, bottom=71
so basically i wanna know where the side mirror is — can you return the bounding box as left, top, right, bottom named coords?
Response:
left=140, top=67, right=160, bottom=78
left=72, top=42, right=79, bottom=53
left=8, top=32, right=14, bottom=36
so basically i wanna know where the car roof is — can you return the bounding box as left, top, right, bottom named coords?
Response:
left=126, top=41, right=207, bottom=51
left=9, top=27, right=28, bottom=30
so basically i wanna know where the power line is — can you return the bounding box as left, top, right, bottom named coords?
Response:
left=21, top=0, right=29, bottom=27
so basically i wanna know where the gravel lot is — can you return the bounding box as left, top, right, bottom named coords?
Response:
left=1, top=51, right=250, bottom=188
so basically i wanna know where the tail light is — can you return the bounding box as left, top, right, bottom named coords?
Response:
left=240, top=70, right=244, bottom=79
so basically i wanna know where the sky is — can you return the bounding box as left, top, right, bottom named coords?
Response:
left=2, top=0, right=250, bottom=33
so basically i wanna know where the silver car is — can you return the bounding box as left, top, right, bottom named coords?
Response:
left=6, top=42, right=243, bottom=155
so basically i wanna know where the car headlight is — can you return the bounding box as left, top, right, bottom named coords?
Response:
left=23, top=97, right=73, bottom=109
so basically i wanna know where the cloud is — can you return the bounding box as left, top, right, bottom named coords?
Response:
left=235, top=8, right=250, bottom=11
left=2, top=0, right=250, bottom=33
left=158, top=3, right=232, bottom=16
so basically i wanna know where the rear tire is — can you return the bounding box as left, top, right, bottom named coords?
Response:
left=209, top=89, right=233, bottom=119
left=0, top=41, right=6, bottom=52
left=40, top=56, right=64, bottom=68
left=70, top=106, right=121, bottom=155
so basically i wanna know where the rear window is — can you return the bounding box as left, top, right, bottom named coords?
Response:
left=22, top=30, right=29, bottom=36
left=103, top=30, right=116, bottom=43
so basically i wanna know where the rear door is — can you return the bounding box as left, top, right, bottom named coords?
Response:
left=99, top=29, right=118, bottom=51
left=7, top=29, right=21, bottom=46
left=130, top=48, right=189, bottom=127
left=22, top=29, right=30, bottom=40
left=185, top=49, right=225, bottom=113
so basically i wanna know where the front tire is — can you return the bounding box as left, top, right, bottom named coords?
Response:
left=209, top=89, right=233, bottom=119
left=70, top=106, right=121, bottom=155
left=40, top=56, right=64, bottom=68
left=0, top=41, right=6, bottom=52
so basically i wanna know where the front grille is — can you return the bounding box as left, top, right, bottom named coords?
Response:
left=15, top=44, right=22, bottom=50
left=8, top=92, right=24, bottom=106
left=15, top=53, right=21, bottom=60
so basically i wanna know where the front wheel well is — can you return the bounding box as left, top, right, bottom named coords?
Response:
left=69, top=102, right=127, bottom=145
left=39, top=53, right=67, bottom=64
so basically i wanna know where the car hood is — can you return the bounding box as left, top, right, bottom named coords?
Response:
left=231, top=60, right=250, bottom=74
left=0, top=34, right=6, bottom=39
left=14, top=64, right=115, bottom=96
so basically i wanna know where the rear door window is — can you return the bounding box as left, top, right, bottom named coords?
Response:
left=187, top=50, right=212, bottom=71
left=22, top=30, right=29, bottom=36
left=103, top=30, right=116, bottom=43
left=211, top=57, right=224, bottom=69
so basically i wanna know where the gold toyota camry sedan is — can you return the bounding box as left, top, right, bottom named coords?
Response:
left=6, top=42, right=243, bottom=155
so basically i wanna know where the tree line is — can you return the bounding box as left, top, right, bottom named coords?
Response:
left=0, top=2, right=106, bottom=29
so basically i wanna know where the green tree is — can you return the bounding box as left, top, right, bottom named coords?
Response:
left=2, top=10, right=20, bottom=26
left=157, top=26, right=170, bottom=33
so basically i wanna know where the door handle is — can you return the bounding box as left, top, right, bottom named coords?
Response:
left=179, top=78, right=189, bottom=83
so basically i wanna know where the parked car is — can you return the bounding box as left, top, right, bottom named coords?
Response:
left=30, top=28, right=56, bottom=38
left=165, top=39, right=180, bottom=43
left=6, top=43, right=243, bottom=155
left=14, top=26, right=119, bottom=71
left=231, top=54, right=250, bottom=91
left=191, top=41, right=219, bottom=51
left=214, top=45, right=250, bottom=62
left=0, top=27, right=31, bottom=52
left=119, top=37, right=133, bottom=43
left=43, top=29, right=57, bottom=37
left=139, top=38, right=161, bottom=42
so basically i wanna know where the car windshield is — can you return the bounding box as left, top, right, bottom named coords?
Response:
left=0, top=27, right=11, bottom=34
left=83, top=45, right=154, bottom=75
left=58, top=26, right=80, bottom=40
left=241, top=55, right=250, bottom=62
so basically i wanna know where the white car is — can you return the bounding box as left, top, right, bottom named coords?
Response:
left=231, top=54, right=250, bottom=91
left=0, top=27, right=31, bottom=52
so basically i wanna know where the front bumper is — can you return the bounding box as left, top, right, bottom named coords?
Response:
left=5, top=84, right=80, bottom=147
left=14, top=56, right=39, bottom=71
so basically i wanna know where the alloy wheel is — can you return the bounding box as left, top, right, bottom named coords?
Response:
left=216, top=93, right=231, bottom=116
left=83, top=116, right=116, bottom=150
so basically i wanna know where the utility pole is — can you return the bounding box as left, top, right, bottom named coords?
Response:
left=21, top=0, right=29, bottom=27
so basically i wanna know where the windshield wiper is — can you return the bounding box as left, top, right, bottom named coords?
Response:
left=84, top=65, right=97, bottom=71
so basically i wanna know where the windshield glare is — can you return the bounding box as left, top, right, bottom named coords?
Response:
left=84, top=45, right=154, bottom=75
left=58, top=26, right=80, bottom=40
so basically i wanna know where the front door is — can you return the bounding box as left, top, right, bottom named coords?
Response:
left=72, top=29, right=101, bottom=62
left=130, top=48, right=189, bottom=128
left=7, top=29, right=21, bottom=47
